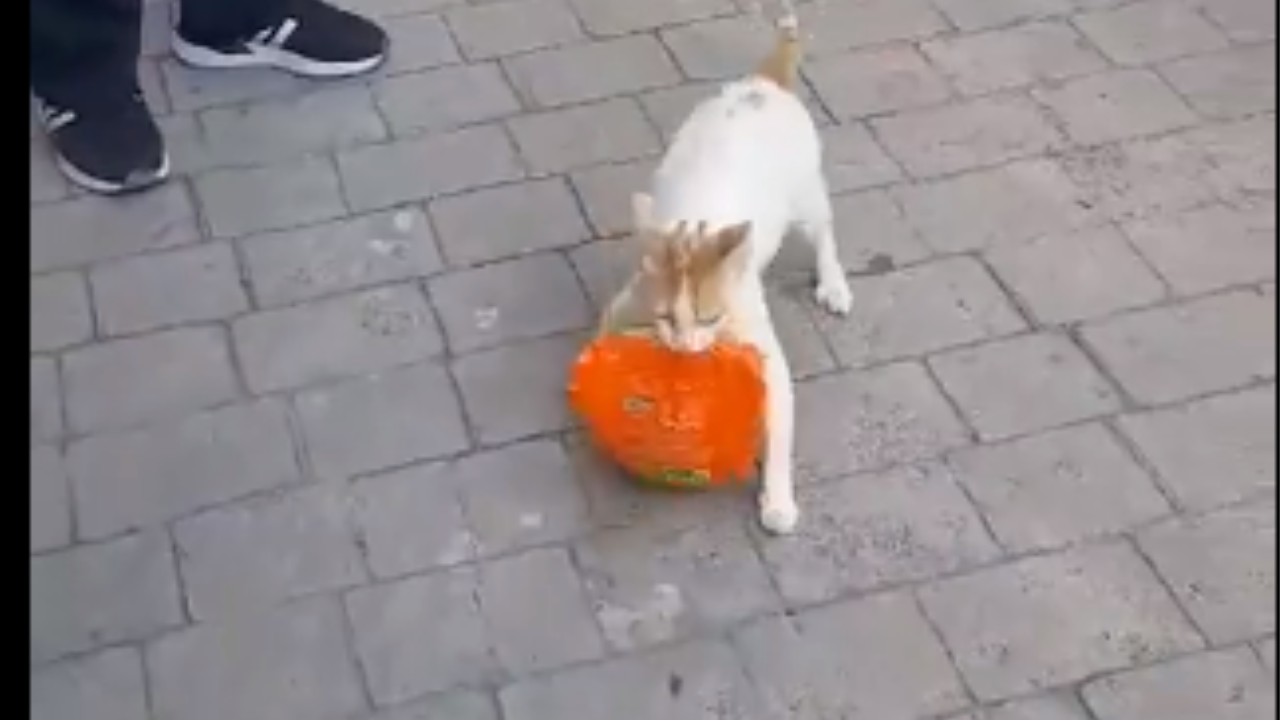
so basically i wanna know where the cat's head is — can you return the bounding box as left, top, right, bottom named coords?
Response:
left=630, top=192, right=753, bottom=353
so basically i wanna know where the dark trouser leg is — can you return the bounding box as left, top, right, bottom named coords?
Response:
left=30, top=0, right=141, bottom=105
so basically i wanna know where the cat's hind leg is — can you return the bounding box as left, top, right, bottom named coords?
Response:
left=792, top=172, right=853, bottom=316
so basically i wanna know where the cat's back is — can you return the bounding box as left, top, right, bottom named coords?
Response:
left=653, top=77, right=821, bottom=220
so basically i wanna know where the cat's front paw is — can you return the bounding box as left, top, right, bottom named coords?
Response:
left=814, top=275, right=853, bottom=316
left=759, top=492, right=800, bottom=535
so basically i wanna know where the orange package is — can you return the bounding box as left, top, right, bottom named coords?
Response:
left=567, top=332, right=766, bottom=489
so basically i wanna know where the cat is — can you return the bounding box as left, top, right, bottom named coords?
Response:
left=598, top=11, right=853, bottom=534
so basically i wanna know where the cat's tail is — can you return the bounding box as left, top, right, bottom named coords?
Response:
left=753, top=2, right=801, bottom=92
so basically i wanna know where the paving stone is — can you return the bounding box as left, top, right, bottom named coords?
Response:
left=1194, top=0, right=1276, bottom=43
left=735, top=592, right=969, bottom=719
left=1075, top=0, right=1228, bottom=66
left=346, top=567, right=498, bottom=704
left=30, top=271, right=93, bottom=353
left=173, top=482, right=366, bottom=621
left=479, top=547, right=603, bottom=673
left=919, top=543, right=1204, bottom=701
left=1181, top=115, right=1276, bottom=201
left=139, top=0, right=170, bottom=57
left=30, top=647, right=148, bottom=720
left=931, top=0, right=1073, bottom=31
left=1124, top=200, right=1274, bottom=296
left=428, top=254, right=591, bottom=354
left=188, top=86, right=388, bottom=171
left=233, top=284, right=443, bottom=393
left=931, top=333, right=1122, bottom=440
left=195, top=155, right=348, bottom=239
left=1082, top=647, right=1275, bottom=720
left=1138, top=499, right=1275, bottom=644
left=986, top=225, right=1167, bottom=324
left=575, top=519, right=777, bottom=652
left=357, top=691, right=499, bottom=720
left=921, top=21, right=1107, bottom=96
left=430, top=178, right=590, bottom=266
left=1055, top=133, right=1220, bottom=225
left=1160, top=44, right=1276, bottom=121
left=160, top=60, right=308, bottom=113
left=1258, top=638, right=1275, bottom=672
left=452, top=333, right=583, bottom=446
left=1081, top=290, right=1274, bottom=405
left=67, top=399, right=299, bottom=540
left=455, top=439, right=589, bottom=556
left=794, top=362, right=971, bottom=482
left=795, top=0, right=949, bottom=56
left=148, top=597, right=366, bottom=720
left=337, top=125, right=524, bottom=212
left=90, top=243, right=248, bottom=336
left=873, top=95, right=1064, bottom=178
left=569, top=158, right=659, bottom=238
left=500, top=640, right=762, bottom=720
left=296, top=362, right=468, bottom=479
left=569, top=238, right=642, bottom=309
left=820, top=122, right=904, bottom=193
left=382, top=12, right=462, bottom=73
left=30, top=140, right=68, bottom=204
left=30, top=445, right=71, bottom=554
left=894, top=157, right=1089, bottom=253
left=806, top=45, right=951, bottom=120
left=564, top=430, right=753, bottom=536
left=446, top=0, right=584, bottom=60
left=30, top=530, right=182, bottom=664
left=823, top=188, right=932, bottom=272
left=812, top=256, right=1025, bottom=368
left=30, top=185, right=200, bottom=273
left=765, top=284, right=842, bottom=378
left=136, top=57, right=169, bottom=114
left=566, top=0, right=733, bottom=36
left=759, top=462, right=1001, bottom=604
left=347, top=462, right=476, bottom=579
left=979, top=693, right=1093, bottom=720
left=1033, top=69, right=1198, bottom=146
left=948, top=424, right=1170, bottom=552
left=331, top=0, right=463, bottom=17
left=661, top=15, right=781, bottom=81
left=242, top=208, right=442, bottom=308
left=376, top=63, right=522, bottom=135
left=30, top=356, right=62, bottom=444
left=63, top=326, right=239, bottom=435
left=507, top=98, right=661, bottom=175
left=1118, top=386, right=1274, bottom=510
left=502, top=36, right=680, bottom=109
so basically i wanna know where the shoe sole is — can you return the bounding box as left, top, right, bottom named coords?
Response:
left=171, top=34, right=386, bottom=78
left=56, top=152, right=172, bottom=195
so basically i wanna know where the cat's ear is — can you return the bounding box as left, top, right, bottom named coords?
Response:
left=714, top=221, right=753, bottom=274
left=631, top=192, right=656, bottom=231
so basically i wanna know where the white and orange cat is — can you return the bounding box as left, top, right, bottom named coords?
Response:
left=599, top=13, right=853, bottom=534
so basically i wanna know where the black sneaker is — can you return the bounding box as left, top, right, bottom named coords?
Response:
left=35, top=91, right=170, bottom=195
left=172, top=0, right=389, bottom=79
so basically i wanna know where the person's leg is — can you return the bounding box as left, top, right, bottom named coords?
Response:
left=31, top=0, right=167, bottom=194
left=173, top=0, right=388, bottom=78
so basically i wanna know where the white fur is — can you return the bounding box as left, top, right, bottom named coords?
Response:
left=643, top=77, right=853, bottom=534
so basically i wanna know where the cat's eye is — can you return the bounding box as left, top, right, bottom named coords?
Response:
left=696, top=313, right=725, bottom=327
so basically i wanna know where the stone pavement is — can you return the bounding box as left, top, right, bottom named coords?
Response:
left=29, top=0, right=1276, bottom=717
